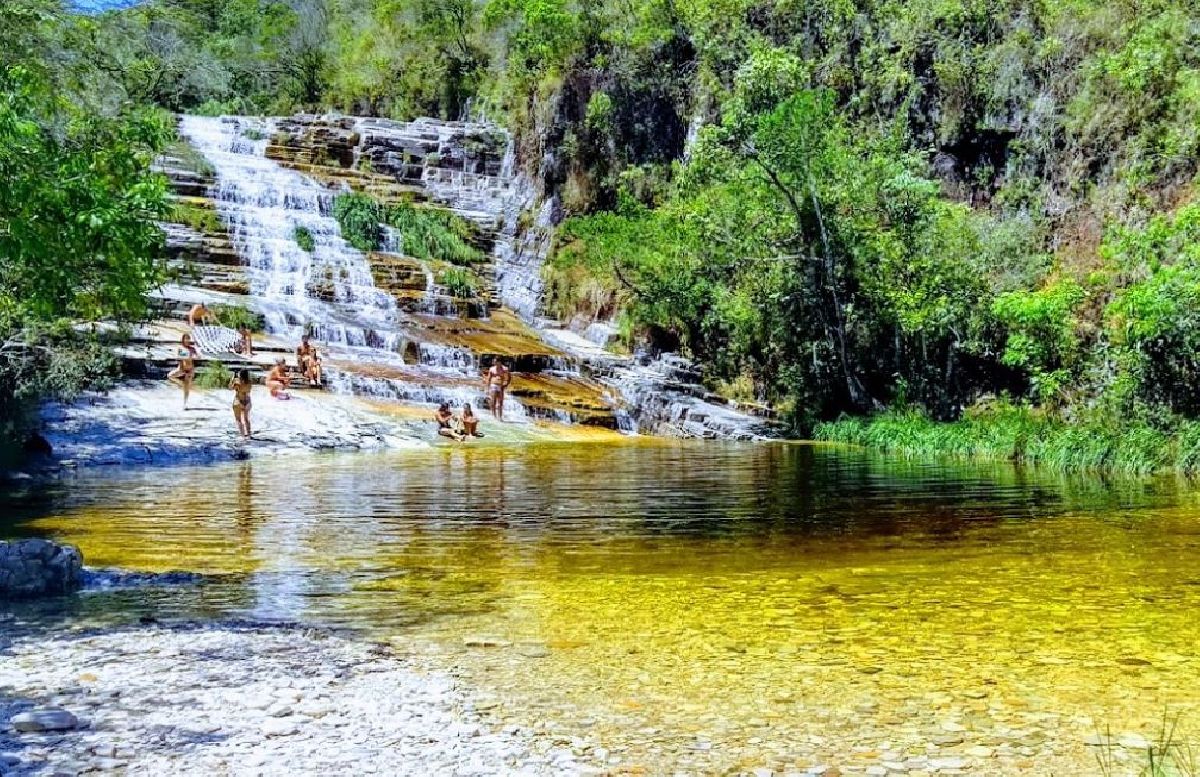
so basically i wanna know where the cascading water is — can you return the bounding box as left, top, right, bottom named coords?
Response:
left=172, top=112, right=771, bottom=436
left=178, top=115, right=401, bottom=352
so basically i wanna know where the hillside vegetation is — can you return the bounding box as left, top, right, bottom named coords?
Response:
left=6, top=0, right=1200, bottom=466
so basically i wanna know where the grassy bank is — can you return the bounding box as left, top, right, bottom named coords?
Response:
left=813, top=405, right=1200, bottom=476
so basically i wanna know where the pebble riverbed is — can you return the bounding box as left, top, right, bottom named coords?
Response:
left=0, top=624, right=612, bottom=776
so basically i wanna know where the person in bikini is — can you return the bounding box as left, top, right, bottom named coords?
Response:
left=482, top=357, right=511, bottom=422
left=461, top=403, right=482, bottom=437
left=236, top=325, right=254, bottom=357
left=266, top=358, right=291, bottom=399
left=229, top=368, right=254, bottom=438
left=166, top=333, right=199, bottom=409
left=295, top=334, right=322, bottom=387
left=434, top=402, right=464, bottom=441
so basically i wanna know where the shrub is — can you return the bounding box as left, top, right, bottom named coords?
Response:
left=194, top=360, right=232, bottom=389
left=333, top=193, right=384, bottom=251
left=293, top=225, right=315, bottom=252
left=384, top=203, right=484, bottom=265
left=212, top=304, right=264, bottom=332
left=0, top=324, right=122, bottom=448
left=439, top=266, right=476, bottom=299
left=170, top=202, right=222, bottom=234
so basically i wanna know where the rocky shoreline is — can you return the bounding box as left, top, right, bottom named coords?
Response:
left=0, top=622, right=607, bottom=776
left=27, top=383, right=428, bottom=474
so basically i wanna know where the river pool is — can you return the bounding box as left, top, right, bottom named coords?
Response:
left=3, top=442, right=1199, bottom=775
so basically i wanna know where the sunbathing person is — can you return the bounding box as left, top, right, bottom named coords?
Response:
left=461, top=403, right=482, bottom=438
left=166, top=333, right=199, bottom=410
left=266, top=358, right=291, bottom=399
left=187, top=302, right=214, bottom=328
left=434, top=402, right=464, bottom=441
left=229, top=368, right=254, bottom=438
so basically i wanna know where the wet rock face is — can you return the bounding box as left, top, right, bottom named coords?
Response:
left=0, top=540, right=83, bottom=598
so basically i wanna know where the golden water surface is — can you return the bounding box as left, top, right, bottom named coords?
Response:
left=4, top=442, right=1200, bottom=775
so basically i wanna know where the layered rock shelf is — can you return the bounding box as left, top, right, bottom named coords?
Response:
left=28, top=111, right=777, bottom=471
left=0, top=540, right=83, bottom=599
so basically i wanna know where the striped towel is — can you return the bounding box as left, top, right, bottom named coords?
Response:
left=191, top=325, right=243, bottom=355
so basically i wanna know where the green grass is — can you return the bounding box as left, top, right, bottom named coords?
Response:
left=162, top=139, right=215, bottom=178
left=438, top=266, right=477, bottom=298
left=169, top=201, right=222, bottom=234
left=814, top=404, right=1200, bottom=476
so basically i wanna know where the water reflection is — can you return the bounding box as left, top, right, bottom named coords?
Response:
left=4, top=442, right=1200, bottom=774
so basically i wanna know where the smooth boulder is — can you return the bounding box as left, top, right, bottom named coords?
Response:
left=10, top=708, right=79, bottom=733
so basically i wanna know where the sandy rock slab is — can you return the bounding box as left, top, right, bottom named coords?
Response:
left=0, top=624, right=597, bottom=776
left=34, top=382, right=427, bottom=471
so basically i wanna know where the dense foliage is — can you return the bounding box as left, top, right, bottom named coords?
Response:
left=332, top=192, right=485, bottom=265
left=10, top=0, right=1200, bottom=461
left=0, top=1, right=171, bottom=452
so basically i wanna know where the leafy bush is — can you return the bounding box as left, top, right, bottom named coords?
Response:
left=0, top=323, right=122, bottom=449
left=385, top=203, right=485, bottom=265
left=438, top=266, right=476, bottom=299
left=212, top=304, right=264, bottom=332
left=992, top=280, right=1087, bottom=403
left=194, top=360, right=232, bottom=389
left=332, top=193, right=384, bottom=251
left=293, top=225, right=315, bottom=253
left=170, top=202, right=222, bottom=234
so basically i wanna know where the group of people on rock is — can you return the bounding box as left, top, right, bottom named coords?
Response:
left=433, top=357, right=512, bottom=441
left=169, top=303, right=516, bottom=443
left=168, top=303, right=325, bottom=438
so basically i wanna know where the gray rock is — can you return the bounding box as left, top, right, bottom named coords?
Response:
left=11, top=709, right=79, bottom=733
left=0, top=540, right=83, bottom=598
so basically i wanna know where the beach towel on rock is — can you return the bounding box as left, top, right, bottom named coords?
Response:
left=191, top=325, right=242, bottom=355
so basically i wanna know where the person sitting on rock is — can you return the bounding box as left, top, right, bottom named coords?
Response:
left=266, top=358, right=291, bottom=399
left=229, top=368, right=254, bottom=438
left=236, top=325, right=254, bottom=357
left=461, top=403, right=482, bottom=438
left=187, top=302, right=214, bottom=328
left=435, top=402, right=464, bottom=441
left=166, top=333, right=199, bottom=410
left=295, top=334, right=323, bottom=387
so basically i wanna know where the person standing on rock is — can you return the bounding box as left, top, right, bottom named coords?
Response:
left=166, top=333, right=198, bottom=410
left=229, top=368, right=254, bottom=438
left=483, top=357, right=511, bottom=422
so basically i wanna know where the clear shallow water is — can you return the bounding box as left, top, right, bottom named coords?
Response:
left=4, top=442, right=1200, bottom=774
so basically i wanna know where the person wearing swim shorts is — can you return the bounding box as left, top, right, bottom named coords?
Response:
left=483, top=357, right=511, bottom=422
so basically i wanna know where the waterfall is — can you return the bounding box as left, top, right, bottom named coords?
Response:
left=178, top=115, right=400, bottom=350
